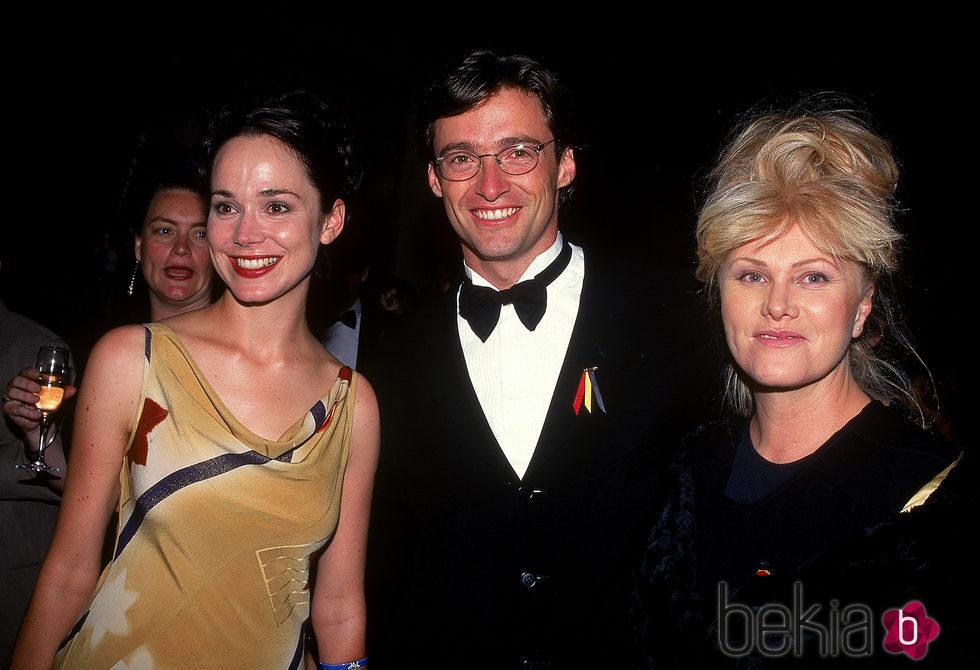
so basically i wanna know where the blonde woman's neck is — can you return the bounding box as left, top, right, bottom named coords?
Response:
left=750, top=369, right=872, bottom=464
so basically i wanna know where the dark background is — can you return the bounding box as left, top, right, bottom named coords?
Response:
left=1, top=25, right=972, bottom=434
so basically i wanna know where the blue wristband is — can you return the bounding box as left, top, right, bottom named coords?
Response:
left=318, top=658, right=368, bottom=670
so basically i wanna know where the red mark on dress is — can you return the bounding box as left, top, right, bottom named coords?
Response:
left=129, top=398, right=169, bottom=466
left=317, top=367, right=353, bottom=432
left=318, top=405, right=334, bottom=433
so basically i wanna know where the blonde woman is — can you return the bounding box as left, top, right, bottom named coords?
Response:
left=634, top=95, right=968, bottom=667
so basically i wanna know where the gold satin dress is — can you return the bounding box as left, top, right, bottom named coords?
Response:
left=56, top=324, right=356, bottom=669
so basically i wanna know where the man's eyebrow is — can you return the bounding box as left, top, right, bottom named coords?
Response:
left=498, top=135, right=543, bottom=147
left=436, top=136, right=544, bottom=156
left=436, top=141, right=477, bottom=155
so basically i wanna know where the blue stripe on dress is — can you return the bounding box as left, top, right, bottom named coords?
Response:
left=310, top=400, right=327, bottom=430
left=58, top=610, right=89, bottom=650
left=288, top=620, right=307, bottom=670
left=115, top=447, right=296, bottom=560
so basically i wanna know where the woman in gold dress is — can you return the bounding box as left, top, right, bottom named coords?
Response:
left=13, top=91, right=380, bottom=670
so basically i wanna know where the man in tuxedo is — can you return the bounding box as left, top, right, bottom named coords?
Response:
left=314, top=223, right=408, bottom=379
left=367, top=50, right=717, bottom=668
left=317, top=226, right=379, bottom=372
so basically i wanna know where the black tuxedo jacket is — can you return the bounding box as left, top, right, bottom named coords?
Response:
left=350, top=296, right=389, bottom=380
left=366, top=247, right=720, bottom=669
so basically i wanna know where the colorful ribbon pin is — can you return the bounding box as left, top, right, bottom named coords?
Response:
left=573, top=366, right=606, bottom=415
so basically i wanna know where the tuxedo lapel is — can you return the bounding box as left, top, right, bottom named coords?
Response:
left=424, top=289, right=522, bottom=481
left=525, top=252, right=630, bottom=478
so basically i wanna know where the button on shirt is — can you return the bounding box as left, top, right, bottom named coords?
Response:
left=457, top=234, right=585, bottom=479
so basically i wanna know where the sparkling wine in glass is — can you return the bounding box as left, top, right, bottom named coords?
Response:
left=16, top=345, right=70, bottom=474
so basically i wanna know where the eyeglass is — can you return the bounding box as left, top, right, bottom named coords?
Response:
left=433, top=139, right=557, bottom=181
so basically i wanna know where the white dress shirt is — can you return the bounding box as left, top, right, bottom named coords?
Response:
left=321, top=298, right=361, bottom=368
left=457, top=233, right=585, bottom=479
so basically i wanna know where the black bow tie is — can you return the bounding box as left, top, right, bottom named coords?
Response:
left=331, top=309, right=357, bottom=329
left=458, top=241, right=572, bottom=342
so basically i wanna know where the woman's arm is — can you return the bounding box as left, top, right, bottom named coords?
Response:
left=308, top=374, right=380, bottom=669
left=10, top=326, right=146, bottom=670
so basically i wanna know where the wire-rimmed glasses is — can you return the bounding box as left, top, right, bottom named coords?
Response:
left=433, top=139, right=557, bottom=181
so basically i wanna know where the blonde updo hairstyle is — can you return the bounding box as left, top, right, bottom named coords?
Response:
left=696, top=95, right=922, bottom=417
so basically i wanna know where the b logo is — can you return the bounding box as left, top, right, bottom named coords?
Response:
left=882, top=601, right=939, bottom=660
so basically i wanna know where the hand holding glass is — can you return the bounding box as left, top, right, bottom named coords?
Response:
left=16, top=346, right=70, bottom=473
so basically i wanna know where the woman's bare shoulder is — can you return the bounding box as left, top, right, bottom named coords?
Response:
left=351, top=370, right=377, bottom=408
left=155, top=304, right=216, bottom=338
left=151, top=306, right=230, bottom=360
left=88, top=324, right=149, bottom=363
left=83, top=325, right=148, bottom=399
left=73, top=325, right=147, bottom=442
left=349, top=370, right=379, bottom=453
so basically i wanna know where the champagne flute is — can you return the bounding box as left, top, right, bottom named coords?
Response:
left=16, top=345, right=70, bottom=474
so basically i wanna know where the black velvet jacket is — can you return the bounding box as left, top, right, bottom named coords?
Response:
left=634, top=401, right=975, bottom=669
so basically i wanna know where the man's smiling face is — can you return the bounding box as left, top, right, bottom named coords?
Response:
left=427, top=87, right=575, bottom=288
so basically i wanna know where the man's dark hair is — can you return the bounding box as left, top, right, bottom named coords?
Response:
left=418, top=49, right=577, bottom=164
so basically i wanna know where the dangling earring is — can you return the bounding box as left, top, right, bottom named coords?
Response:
left=128, top=261, right=140, bottom=296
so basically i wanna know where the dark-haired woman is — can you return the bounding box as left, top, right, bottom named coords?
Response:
left=13, top=92, right=378, bottom=670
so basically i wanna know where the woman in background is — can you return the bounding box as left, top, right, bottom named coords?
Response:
left=4, top=164, right=216, bottom=436
left=128, top=168, right=215, bottom=322
left=2, top=165, right=216, bottom=666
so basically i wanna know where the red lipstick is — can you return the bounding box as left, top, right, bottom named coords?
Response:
left=229, top=256, right=281, bottom=278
